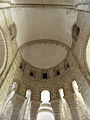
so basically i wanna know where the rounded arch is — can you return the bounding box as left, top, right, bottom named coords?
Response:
left=80, top=31, right=90, bottom=76
left=86, top=36, right=90, bottom=71
left=59, top=88, right=65, bottom=100
left=25, top=89, right=31, bottom=98
left=41, top=90, right=50, bottom=103
left=38, top=86, right=52, bottom=95
left=11, top=82, right=17, bottom=90
left=72, top=80, right=78, bottom=90
left=0, top=27, right=8, bottom=75
left=25, top=85, right=34, bottom=100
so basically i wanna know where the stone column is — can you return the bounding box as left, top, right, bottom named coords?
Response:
left=51, top=99, right=61, bottom=120
left=30, top=100, right=40, bottom=120
left=64, top=85, right=80, bottom=120
left=11, top=87, right=25, bottom=120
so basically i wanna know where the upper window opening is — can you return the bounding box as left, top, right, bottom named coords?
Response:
left=56, top=70, right=60, bottom=76
left=29, top=71, right=34, bottom=77
left=64, top=60, right=70, bottom=70
left=43, top=73, right=48, bottom=79
left=72, top=24, right=80, bottom=41
left=76, top=26, right=80, bottom=36
left=19, top=63, right=23, bottom=69
left=19, top=62, right=26, bottom=71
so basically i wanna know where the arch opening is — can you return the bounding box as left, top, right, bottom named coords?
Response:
left=86, top=37, right=90, bottom=70
left=41, top=90, right=50, bottom=103
left=37, top=90, right=54, bottom=120
left=0, top=31, right=6, bottom=73
left=59, top=88, right=64, bottom=100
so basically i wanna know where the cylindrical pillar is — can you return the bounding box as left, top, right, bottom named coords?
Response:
left=11, top=87, right=25, bottom=120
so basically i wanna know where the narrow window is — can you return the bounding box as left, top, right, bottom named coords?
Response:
left=19, top=63, right=23, bottom=69
left=43, top=73, right=48, bottom=79
left=56, top=70, right=60, bottom=76
left=64, top=60, right=70, bottom=70
left=29, top=71, right=34, bottom=77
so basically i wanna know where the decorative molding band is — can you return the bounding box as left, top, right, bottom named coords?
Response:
left=20, top=39, right=71, bottom=52
left=0, top=1, right=90, bottom=13
left=38, top=108, right=54, bottom=114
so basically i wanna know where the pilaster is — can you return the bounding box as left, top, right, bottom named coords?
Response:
left=30, top=100, right=40, bottom=120
left=64, top=84, right=80, bottom=120
left=51, top=99, right=61, bottom=120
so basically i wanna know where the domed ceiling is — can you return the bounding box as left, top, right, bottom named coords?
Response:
left=21, top=40, right=68, bottom=68
left=11, top=0, right=77, bottom=68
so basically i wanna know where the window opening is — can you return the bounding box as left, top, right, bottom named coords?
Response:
left=43, top=73, right=48, bottom=79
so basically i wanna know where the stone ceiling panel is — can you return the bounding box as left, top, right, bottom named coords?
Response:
left=11, top=7, right=76, bottom=47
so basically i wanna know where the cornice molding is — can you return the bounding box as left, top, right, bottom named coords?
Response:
left=0, top=1, right=90, bottom=13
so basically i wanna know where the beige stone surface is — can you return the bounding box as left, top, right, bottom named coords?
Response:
left=0, top=1, right=90, bottom=120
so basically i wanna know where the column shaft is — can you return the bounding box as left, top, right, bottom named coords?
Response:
left=11, top=92, right=25, bottom=120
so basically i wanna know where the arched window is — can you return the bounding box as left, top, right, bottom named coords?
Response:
left=41, top=90, right=50, bottom=103
left=59, top=88, right=64, bottom=100
left=25, top=90, right=31, bottom=98
left=37, top=90, right=54, bottom=120
left=11, top=82, right=17, bottom=90
left=72, top=80, right=79, bottom=96
left=72, top=23, right=80, bottom=41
